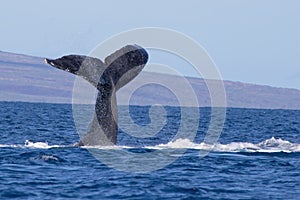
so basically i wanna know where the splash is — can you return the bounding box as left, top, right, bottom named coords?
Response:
left=0, top=137, right=299, bottom=153
left=211, top=137, right=300, bottom=153
left=148, top=137, right=300, bottom=153
left=0, top=140, right=63, bottom=149
left=146, top=138, right=200, bottom=149
left=82, top=145, right=125, bottom=150
left=24, top=140, right=63, bottom=149
left=40, top=155, right=60, bottom=161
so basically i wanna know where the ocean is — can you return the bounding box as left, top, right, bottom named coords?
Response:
left=0, top=101, right=299, bottom=199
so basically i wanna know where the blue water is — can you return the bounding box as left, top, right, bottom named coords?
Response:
left=0, top=101, right=300, bottom=199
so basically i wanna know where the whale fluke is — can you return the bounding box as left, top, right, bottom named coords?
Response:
left=45, top=45, right=148, bottom=146
left=45, top=55, right=105, bottom=89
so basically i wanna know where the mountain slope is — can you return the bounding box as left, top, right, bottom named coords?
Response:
left=0, top=50, right=299, bottom=110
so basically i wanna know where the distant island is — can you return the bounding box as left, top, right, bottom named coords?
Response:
left=0, top=50, right=299, bottom=110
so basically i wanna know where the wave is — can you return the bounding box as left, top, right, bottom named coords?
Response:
left=0, top=137, right=300, bottom=153
left=148, top=137, right=300, bottom=153
left=0, top=140, right=66, bottom=149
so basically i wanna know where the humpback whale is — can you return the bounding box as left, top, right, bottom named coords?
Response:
left=45, top=45, right=148, bottom=146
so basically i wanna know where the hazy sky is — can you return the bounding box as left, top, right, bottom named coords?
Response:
left=1, top=0, right=299, bottom=89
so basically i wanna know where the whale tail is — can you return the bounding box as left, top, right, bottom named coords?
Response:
left=45, top=45, right=148, bottom=145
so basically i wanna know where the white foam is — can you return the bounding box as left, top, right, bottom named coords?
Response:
left=41, top=155, right=59, bottom=161
left=0, top=137, right=300, bottom=153
left=24, top=140, right=61, bottom=149
left=146, top=138, right=205, bottom=150
left=216, top=137, right=300, bottom=153
left=82, top=145, right=126, bottom=150
left=146, top=137, right=300, bottom=153
left=0, top=144, right=23, bottom=148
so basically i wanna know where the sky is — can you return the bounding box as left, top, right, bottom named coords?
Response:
left=1, top=0, right=299, bottom=89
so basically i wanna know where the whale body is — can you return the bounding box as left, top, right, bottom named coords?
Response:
left=45, top=45, right=148, bottom=146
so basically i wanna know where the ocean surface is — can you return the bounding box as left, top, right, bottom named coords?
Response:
left=0, top=101, right=299, bottom=199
